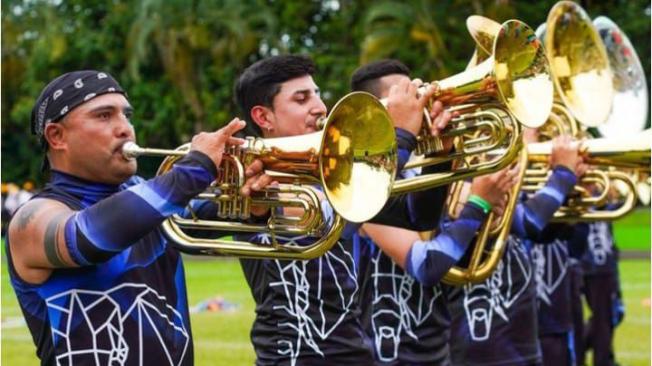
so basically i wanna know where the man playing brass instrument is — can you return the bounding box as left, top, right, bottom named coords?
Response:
left=521, top=126, right=590, bottom=366
left=444, top=131, right=587, bottom=366
left=577, top=219, right=623, bottom=366
left=6, top=70, right=249, bottom=365
left=349, top=59, right=519, bottom=365
left=233, top=54, right=458, bottom=365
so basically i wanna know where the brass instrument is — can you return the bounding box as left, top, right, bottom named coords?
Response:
left=593, top=16, right=648, bottom=138
left=418, top=17, right=549, bottom=285
left=523, top=7, right=650, bottom=221
left=442, top=149, right=529, bottom=285
left=593, top=16, right=651, bottom=206
left=123, top=92, right=398, bottom=259
left=538, top=1, right=614, bottom=127
left=465, top=15, right=501, bottom=67
left=389, top=19, right=553, bottom=195
left=525, top=132, right=651, bottom=221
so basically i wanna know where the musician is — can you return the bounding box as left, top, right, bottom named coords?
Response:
left=349, top=59, right=517, bottom=365
left=443, top=133, right=587, bottom=366
left=577, top=220, right=623, bottom=366
left=233, top=54, right=458, bottom=365
left=531, top=222, right=587, bottom=366
left=518, top=126, right=586, bottom=366
left=6, top=70, right=248, bottom=364
left=568, top=254, right=586, bottom=366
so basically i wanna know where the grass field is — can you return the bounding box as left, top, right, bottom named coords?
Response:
left=614, top=208, right=651, bottom=251
left=1, top=209, right=649, bottom=365
left=2, top=258, right=649, bottom=365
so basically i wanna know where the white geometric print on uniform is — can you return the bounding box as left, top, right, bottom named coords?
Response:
left=45, top=283, right=189, bottom=366
left=532, top=240, right=569, bottom=305
left=462, top=236, right=532, bottom=341
left=588, top=222, right=613, bottom=265
left=255, top=233, right=358, bottom=366
left=369, top=250, right=441, bottom=362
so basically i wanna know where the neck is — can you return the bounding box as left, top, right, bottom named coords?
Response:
left=49, top=169, right=121, bottom=206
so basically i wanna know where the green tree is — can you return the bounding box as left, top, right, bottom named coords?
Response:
left=127, top=0, right=277, bottom=134
left=1, top=0, right=649, bottom=186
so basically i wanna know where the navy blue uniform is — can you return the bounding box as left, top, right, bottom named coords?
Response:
left=352, top=181, right=488, bottom=364
left=447, top=166, right=577, bottom=366
left=7, top=173, right=194, bottom=365
left=240, top=234, right=373, bottom=366
left=237, top=130, right=454, bottom=365
left=579, top=221, right=621, bottom=366
left=354, top=234, right=452, bottom=366
left=7, top=152, right=217, bottom=365
left=532, top=224, right=581, bottom=366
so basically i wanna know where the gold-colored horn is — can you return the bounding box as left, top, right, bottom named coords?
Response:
left=123, top=92, right=398, bottom=259
left=441, top=148, right=529, bottom=285
left=389, top=19, right=553, bottom=195
left=465, top=15, right=503, bottom=68
left=539, top=1, right=614, bottom=127
left=519, top=2, right=643, bottom=222
left=525, top=131, right=651, bottom=221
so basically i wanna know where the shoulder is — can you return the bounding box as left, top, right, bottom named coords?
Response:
left=8, top=198, right=73, bottom=248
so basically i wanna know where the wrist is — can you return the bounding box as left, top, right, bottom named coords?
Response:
left=183, top=150, right=219, bottom=180
left=467, top=194, right=492, bottom=214
left=395, top=128, right=417, bottom=151
left=552, top=164, right=575, bottom=175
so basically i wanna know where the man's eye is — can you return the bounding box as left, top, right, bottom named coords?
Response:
left=98, top=112, right=111, bottom=120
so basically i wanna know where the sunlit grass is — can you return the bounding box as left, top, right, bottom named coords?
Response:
left=614, top=208, right=651, bottom=251
left=2, top=258, right=649, bottom=365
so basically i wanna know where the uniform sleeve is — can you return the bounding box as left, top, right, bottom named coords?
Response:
left=511, top=165, right=577, bottom=240
left=404, top=202, right=488, bottom=286
left=63, top=151, right=217, bottom=265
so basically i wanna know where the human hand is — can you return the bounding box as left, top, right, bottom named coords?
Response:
left=241, top=159, right=276, bottom=217
left=549, top=135, right=586, bottom=177
left=428, top=100, right=457, bottom=152
left=190, top=118, right=246, bottom=169
left=522, top=127, right=540, bottom=144
left=470, top=164, right=520, bottom=214
left=385, top=78, right=436, bottom=136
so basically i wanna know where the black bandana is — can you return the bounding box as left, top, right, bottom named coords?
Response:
left=31, top=70, right=126, bottom=137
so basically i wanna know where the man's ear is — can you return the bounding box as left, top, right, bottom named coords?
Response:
left=250, top=105, right=275, bottom=132
left=43, top=123, right=67, bottom=152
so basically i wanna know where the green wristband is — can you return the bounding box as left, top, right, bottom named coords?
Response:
left=468, top=195, right=492, bottom=214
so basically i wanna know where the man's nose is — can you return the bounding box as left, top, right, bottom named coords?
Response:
left=312, top=97, right=328, bottom=116
left=115, top=114, right=134, bottom=138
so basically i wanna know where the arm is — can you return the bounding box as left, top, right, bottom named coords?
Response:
left=8, top=152, right=217, bottom=282
left=8, top=119, right=245, bottom=283
left=511, top=165, right=577, bottom=240
left=364, top=202, right=488, bottom=286
left=512, top=134, right=585, bottom=240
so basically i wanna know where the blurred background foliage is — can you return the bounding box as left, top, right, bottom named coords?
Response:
left=2, top=0, right=650, bottom=184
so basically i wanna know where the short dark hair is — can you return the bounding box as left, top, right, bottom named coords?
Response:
left=234, top=54, right=316, bottom=137
left=350, top=59, right=411, bottom=97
